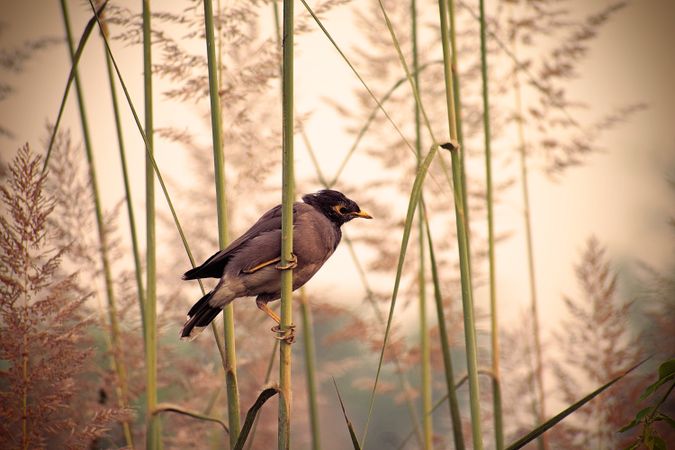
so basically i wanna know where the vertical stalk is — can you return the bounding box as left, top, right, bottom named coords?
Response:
left=142, top=0, right=160, bottom=447
left=59, top=1, right=133, bottom=447
left=278, top=0, right=295, bottom=448
left=423, top=207, right=465, bottom=450
left=202, top=1, right=241, bottom=446
left=512, top=33, right=548, bottom=450
left=437, top=0, right=483, bottom=448
left=411, top=1, right=432, bottom=448
left=100, top=12, right=146, bottom=346
left=477, top=0, right=503, bottom=447
left=446, top=0, right=469, bottom=234
left=300, top=289, right=321, bottom=450
left=272, top=7, right=321, bottom=446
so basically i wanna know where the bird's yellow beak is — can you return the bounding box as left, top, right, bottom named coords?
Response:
left=353, top=210, right=373, bottom=219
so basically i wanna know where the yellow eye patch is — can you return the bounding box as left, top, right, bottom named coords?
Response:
left=332, top=204, right=347, bottom=215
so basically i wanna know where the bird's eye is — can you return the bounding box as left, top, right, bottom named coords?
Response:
left=333, top=205, right=348, bottom=215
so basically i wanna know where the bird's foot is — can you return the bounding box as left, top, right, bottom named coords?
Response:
left=271, top=324, right=296, bottom=344
left=275, top=253, right=298, bottom=271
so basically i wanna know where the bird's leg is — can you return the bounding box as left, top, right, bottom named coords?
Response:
left=275, top=252, right=298, bottom=271
left=256, top=299, right=296, bottom=343
left=256, top=299, right=281, bottom=324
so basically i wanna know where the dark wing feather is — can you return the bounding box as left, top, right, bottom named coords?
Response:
left=183, top=204, right=289, bottom=280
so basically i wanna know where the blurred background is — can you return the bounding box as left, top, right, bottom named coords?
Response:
left=1, top=0, right=673, bottom=448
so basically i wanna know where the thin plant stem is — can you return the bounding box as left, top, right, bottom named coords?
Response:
left=438, top=0, right=483, bottom=447
left=512, top=30, right=548, bottom=450
left=477, top=0, right=503, bottom=446
left=244, top=340, right=278, bottom=450
left=300, top=289, right=321, bottom=450
left=360, top=144, right=438, bottom=448
left=301, top=131, right=424, bottom=448
left=411, top=1, right=432, bottom=448
left=59, top=1, right=133, bottom=446
left=422, top=203, right=465, bottom=450
left=142, top=0, right=160, bottom=447
left=202, top=1, right=241, bottom=445
left=100, top=12, right=146, bottom=349
left=446, top=0, right=468, bottom=229
left=278, top=0, right=295, bottom=448
left=271, top=8, right=321, bottom=446
left=43, top=1, right=106, bottom=174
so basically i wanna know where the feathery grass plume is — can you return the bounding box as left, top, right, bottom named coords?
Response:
left=550, top=237, right=647, bottom=448
left=0, top=144, right=130, bottom=448
left=45, top=127, right=148, bottom=446
left=500, top=0, right=645, bottom=175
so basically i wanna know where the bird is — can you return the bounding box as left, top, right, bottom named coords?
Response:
left=180, top=189, right=372, bottom=341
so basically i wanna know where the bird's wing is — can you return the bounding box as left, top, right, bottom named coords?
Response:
left=183, top=203, right=309, bottom=280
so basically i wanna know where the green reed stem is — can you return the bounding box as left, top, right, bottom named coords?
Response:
left=512, top=31, right=547, bottom=450
left=141, top=0, right=160, bottom=447
left=301, top=126, right=424, bottom=449
left=477, top=0, right=503, bottom=446
left=438, top=0, right=483, bottom=447
left=100, top=12, right=146, bottom=351
left=59, top=1, right=133, bottom=447
left=300, top=289, right=321, bottom=450
left=411, top=1, right=432, bottom=448
left=422, top=205, right=465, bottom=450
left=44, top=2, right=106, bottom=174
left=278, top=0, right=294, bottom=448
left=361, top=144, right=438, bottom=448
left=272, top=6, right=322, bottom=446
left=446, top=0, right=469, bottom=235
left=202, top=1, right=241, bottom=445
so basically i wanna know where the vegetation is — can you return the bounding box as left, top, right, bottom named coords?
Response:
left=0, top=1, right=672, bottom=449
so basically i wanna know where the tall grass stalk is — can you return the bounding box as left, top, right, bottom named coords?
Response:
left=142, top=0, right=160, bottom=447
left=44, top=2, right=105, bottom=173
left=446, top=0, right=469, bottom=235
left=437, top=0, right=483, bottom=446
left=271, top=6, right=322, bottom=446
left=300, top=289, right=321, bottom=450
left=411, top=1, right=432, bottom=448
left=202, top=0, right=241, bottom=445
left=301, top=125, right=424, bottom=448
left=100, top=12, right=146, bottom=346
left=422, top=207, right=465, bottom=450
left=59, top=1, right=132, bottom=446
left=512, top=29, right=547, bottom=450
left=278, top=0, right=295, bottom=448
left=477, top=0, right=503, bottom=447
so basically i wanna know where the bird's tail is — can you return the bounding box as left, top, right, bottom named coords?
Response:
left=180, top=291, right=222, bottom=341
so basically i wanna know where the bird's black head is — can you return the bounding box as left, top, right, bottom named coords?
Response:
left=302, top=190, right=372, bottom=226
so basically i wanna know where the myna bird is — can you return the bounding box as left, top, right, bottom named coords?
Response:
left=180, top=190, right=372, bottom=341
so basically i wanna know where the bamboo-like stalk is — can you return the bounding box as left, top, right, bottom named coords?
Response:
left=477, top=0, right=503, bottom=447
left=59, top=1, right=133, bottom=447
left=437, top=0, right=483, bottom=447
left=446, top=0, right=469, bottom=232
left=278, top=0, right=295, bottom=448
left=271, top=6, right=322, bottom=446
left=512, top=31, right=548, bottom=450
left=142, top=0, right=160, bottom=447
left=301, top=127, right=425, bottom=448
left=411, top=1, right=432, bottom=448
left=422, top=205, right=465, bottom=450
left=300, top=289, right=321, bottom=450
left=202, top=1, right=241, bottom=445
left=100, top=11, right=146, bottom=348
